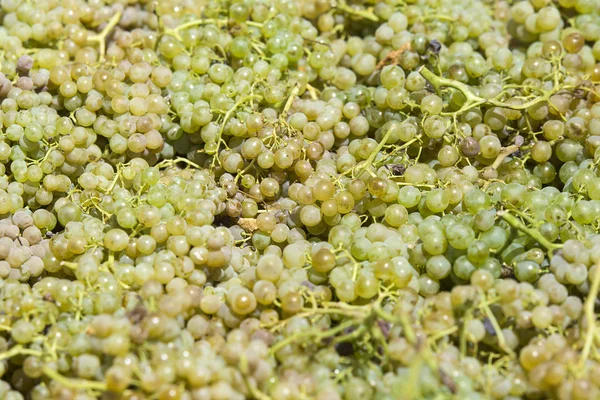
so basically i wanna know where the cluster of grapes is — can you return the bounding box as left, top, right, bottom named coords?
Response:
left=0, top=0, right=599, bottom=399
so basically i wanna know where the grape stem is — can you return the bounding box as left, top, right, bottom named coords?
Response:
left=460, top=309, right=473, bottom=357
left=305, top=84, right=319, bottom=100
left=354, top=127, right=395, bottom=178
left=234, top=159, right=256, bottom=184
left=27, top=143, right=59, bottom=167
left=578, top=261, right=600, bottom=373
left=426, top=326, right=458, bottom=344
left=490, top=144, right=520, bottom=170
left=156, top=157, right=201, bottom=170
left=268, top=319, right=358, bottom=355
left=105, top=162, right=128, bottom=194
left=42, top=365, right=107, bottom=391
left=87, top=10, right=123, bottom=63
left=164, top=18, right=230, bottom=42
left=244, top=375, right=272, bottom=400
left=418, top=66, right=485, bottom=115
left=163, top=18, right=264, bottom=42
left=393, top=182, right=435, bottom=188
left=280, top=83, right=301, bottom=120
left=376, top=135, right=421, bottom=168
left=333, top=246, right=361, bottom=281
left=0, top=345, right=42, bottom=361
left=60, top=261, right=78, bottom=270
left=268, top=294, right=427, bottom=365
left=507, top=208, right=538, bottom=227
left=420, top=14, right=457, bottom=22
left=479, top=292, right=516, bottom=358
left=419, top=67, right=557, bottom=116
left=265, top=306, right=364, bottom=332
left=405, top=356, right=424, bottom=399
left=498, top=211, right=563, bottom=252
left=333, top=324, right=367, bottom=344
left=334, top=0, right=379, bottom=22
left=206, top=94, right=263, bottom=168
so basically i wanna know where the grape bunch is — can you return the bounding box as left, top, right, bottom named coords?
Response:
left=0, top=0, right=599, bottom=399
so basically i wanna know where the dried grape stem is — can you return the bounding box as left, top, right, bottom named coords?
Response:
left=491, top=145, right=520, bottom=170
left=376, top=42, right=411, bottom=70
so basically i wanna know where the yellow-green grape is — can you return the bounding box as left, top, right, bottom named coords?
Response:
left=335, top=192, right=355, bottom=214
left=531, top=305, right=553, bottom=329
left=229, top=288, right=257, bottom=315
left=283, top=244, right=307, bottom=269
left=281, top=291, right=304, bottom=314
left=10, top=320, right=35, bottom=344
left=336, top=279, right=357, bottom=302
left=104, top=229, right=130, bottom=252
left=465, top=319, right=486, bottom=343
left=313, top=179, right=336, bottom=202
left=253, top=280, right=277, bottom=305
left=256, top=254, right=283, bottom=282
left=256, top=212, right=277, bottom=233
left=312, top=247, right=336, bottom=273
left=520, top=345, right=549, bottom=371
left=300, top=205, right=322, bottom=227
left=356, top=273, right=379, bottom=299
left=321, top=199, right=338, bottom=217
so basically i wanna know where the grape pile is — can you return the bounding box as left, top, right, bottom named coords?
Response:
left=0, top=0, right=599, bottom=399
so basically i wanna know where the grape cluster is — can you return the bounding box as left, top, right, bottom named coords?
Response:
left=0, top=0, right=599, bottom=399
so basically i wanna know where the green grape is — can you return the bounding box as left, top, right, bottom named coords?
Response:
left=446, top=223, right=475, bottom=250
left=453, top=256, right=476, bottom=280
left=425, top=189, right=449, bottom=213
left=501, top=183, right=527, bottom=207
left=422, top=232, right=447, bottom=255
left=426, top=255, right=451, bottom=280
left=571, top=200, right=596, bottom=224
left=423, top=115, right=447, bottom=139
left=467, top=241, right=490, bottom=264
left=398, top=186, right=421, bottom=208
left=515, top=260, right=541, bottom=282
left=463, top=189, right=492, bottom=215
